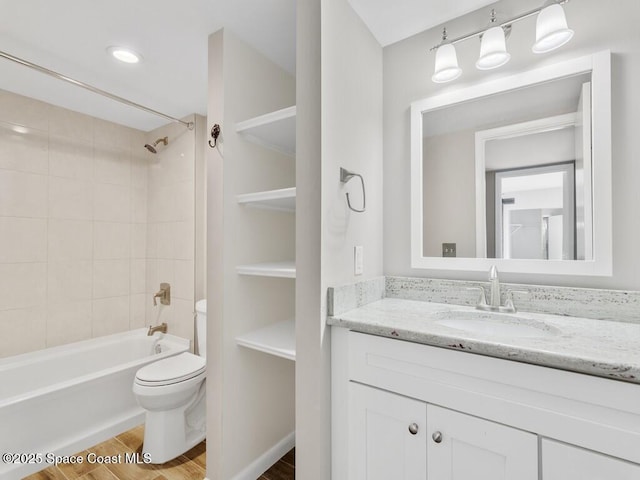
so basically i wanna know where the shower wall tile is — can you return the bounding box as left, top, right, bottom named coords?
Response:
left=0, top=217, right=47, bottom=263
left=49, top=107, right=94, bottom=143
left=0, top=121, right=49, bottom=174
left=49, top=176, right=94, bottom=220
left=92, top=296, right=130, bottom=337
left=93, top=222, right=131, bottom=260
left=0, top=263, right=47, bottom=311
left=94, top=183, right=131, bottom=222
left=0, top=169, right=48, bottom=217
left=130, top=294, right=147, bottom=329
left=48, top=260, right=93, bottom=303
left=0, top=90, right=160, bottom=358
left=48, top=135, right=94, bottom=180
left=174, top=260, right=195, bottom=301
left=131, top=156, right=149, bottom=188
left=130, top=259, right=147, bottom=295
left=94, top=146, right=131, bottom=186
left=93, top=259, right=130, bottom=298
left=131, top=223, right=147, bottom=259
left=46, top=301, right=92, bottom=347
left=0, top=307, right=47, bottom=357
left=48, top=219, right=93, bottom=260
left=0, top=90, right=49, bottom=131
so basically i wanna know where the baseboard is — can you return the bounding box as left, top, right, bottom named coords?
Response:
left=230, top=431, right=295, bottom=480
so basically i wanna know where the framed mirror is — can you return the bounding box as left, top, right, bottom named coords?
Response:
left=411, top=51, right=611, bottom=275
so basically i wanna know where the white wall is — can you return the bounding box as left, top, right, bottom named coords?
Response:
left=207, top=29, right=296, bottom=479
left=383, top=0, right=640, bottom=289
left=295, top=0, right=384, bottom=477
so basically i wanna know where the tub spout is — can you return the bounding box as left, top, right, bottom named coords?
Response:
left=148, top=323, right=167, bottom=336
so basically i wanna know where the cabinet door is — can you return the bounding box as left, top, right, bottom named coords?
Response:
left=349, top=382, right=427, bottom=480
left=427, top=405, right=538, bottom=480
left=542, top=439, right=640, bottom=479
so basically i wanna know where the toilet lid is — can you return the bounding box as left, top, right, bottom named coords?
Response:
left=135, top=352, right=206, bottom=386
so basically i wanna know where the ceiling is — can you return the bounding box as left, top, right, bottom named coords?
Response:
left=348, top=0, right=496, bottom=46
left=0, top=1, right=498, bottom=132
left=0, top=0, right=296, bottom=131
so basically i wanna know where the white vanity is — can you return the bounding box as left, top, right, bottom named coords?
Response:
left=328, top=279, right=640, bottom=480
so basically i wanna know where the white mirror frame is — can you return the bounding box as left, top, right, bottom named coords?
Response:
left=410, top=50, right=611, bottom=275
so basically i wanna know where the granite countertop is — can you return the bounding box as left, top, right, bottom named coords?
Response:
left=327, top=298, right=640, bottom=384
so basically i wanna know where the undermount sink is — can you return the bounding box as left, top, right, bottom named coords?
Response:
left=433, top=311, right=560, bottom=338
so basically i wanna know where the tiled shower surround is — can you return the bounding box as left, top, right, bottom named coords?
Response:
left=0, top=89, right=202, bottom=357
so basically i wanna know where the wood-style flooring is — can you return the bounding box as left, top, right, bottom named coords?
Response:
left=22, top=425, right=205, bottom=480
left=259, top=448, right=295, bottom=480
left=22, top=425, right=295, bottom=480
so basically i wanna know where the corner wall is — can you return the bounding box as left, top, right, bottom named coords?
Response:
left=296, top=0, right=384, bottom=477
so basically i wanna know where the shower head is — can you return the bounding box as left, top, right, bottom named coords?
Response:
left=144, top=136, right=168, bottom=154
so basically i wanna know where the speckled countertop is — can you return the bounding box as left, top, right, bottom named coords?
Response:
left=327, top=298, right=640, bottom=384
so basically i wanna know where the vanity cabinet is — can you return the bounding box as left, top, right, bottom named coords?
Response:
left=542, top=439, right=640, bottom=480
left=349, top=383, right=537, bottom=480
left=332, top=328, right=640, bottom=480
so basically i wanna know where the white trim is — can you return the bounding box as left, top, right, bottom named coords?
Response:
left=411, top=50, right=612, bottom=276
left=230, top=431, right=295, bottom=480
left=237, top=187, right=296, bottom=213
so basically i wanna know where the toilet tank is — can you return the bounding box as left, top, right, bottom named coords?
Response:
left=195, top=299, right=207, bottom=358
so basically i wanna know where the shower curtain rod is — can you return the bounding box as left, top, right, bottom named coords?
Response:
left=0, top=49, right=194, bottom=130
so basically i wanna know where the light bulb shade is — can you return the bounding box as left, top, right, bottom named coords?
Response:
left=533, top=4, right=574, bottom=53
left=432, top=44, right=462, bottom=83
left=476, top=26, right=510, bottom=70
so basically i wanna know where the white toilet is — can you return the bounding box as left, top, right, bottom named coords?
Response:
left=133, top=299, right=207, bottom=464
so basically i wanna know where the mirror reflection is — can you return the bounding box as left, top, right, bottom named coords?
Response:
left=422, top=72, right=592, bottom=260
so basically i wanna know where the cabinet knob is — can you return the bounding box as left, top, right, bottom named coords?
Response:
left=432, top=431, right=443, bottom=443
left=408, top=423, right=419, bottom=435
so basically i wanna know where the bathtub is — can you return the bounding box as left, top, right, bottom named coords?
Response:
left=0, top=328, right=190, bottom=479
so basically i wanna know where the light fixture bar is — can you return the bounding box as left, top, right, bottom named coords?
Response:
left=430, top=0, right=569, bottom=51
left=0, top=49, right=194, bottom=130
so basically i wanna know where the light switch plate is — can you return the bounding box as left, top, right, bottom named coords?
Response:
left=354, top=246, right=364, bottom=275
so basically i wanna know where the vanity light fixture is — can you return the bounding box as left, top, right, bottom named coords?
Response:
left=107, top=46, right=142, bottom=64
left=432, top=28, right=462, bottom=83
left=430, top=0, right=573, bottom=83
left=532, top=4, right=574, bottom=53
left=476, top=10, right=510, bottom=70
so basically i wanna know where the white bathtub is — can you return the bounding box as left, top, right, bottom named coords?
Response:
left=0, top=328, right=190, bottom=479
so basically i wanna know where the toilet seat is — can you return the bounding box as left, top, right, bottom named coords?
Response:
left=135, top=352, right=206, bottom=387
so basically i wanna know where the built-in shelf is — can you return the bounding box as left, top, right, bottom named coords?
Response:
left=235, top=106, right=296, bottom=156
left=236, top=261, right=296, bottom=278
left=237, top=187, right=296, bottom=212
left=236, top=320, right=295, bottom=361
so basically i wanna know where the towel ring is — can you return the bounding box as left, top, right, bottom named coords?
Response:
left=340, top=167, right=366, bottom=213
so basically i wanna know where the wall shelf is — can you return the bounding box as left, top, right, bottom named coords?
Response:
left=236, top=261, right=296, bottom=278
left=236, top=320, right=296, bottom=361
left=235, top=106, right=296, bottom=156
left=237, top=187, right=296, bottom=212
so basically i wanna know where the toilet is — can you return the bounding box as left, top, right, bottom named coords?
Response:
left=133, top=299, right=207, bottom=464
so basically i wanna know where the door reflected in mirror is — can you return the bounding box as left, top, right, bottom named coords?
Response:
left=421, top=72, right=592, bottom=261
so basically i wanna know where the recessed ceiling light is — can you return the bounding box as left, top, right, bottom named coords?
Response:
left=107, top=46, right=142, bottom=64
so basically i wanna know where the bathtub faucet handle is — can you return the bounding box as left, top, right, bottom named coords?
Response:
left=153, top=283, right=171, bottom=306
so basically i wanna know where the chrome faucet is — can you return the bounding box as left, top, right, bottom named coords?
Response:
left=148, top=323, right=168, bottom=336
left=468, top=266, right=528, bottom=313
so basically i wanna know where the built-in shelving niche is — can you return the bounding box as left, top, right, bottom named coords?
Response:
left=235, top=107, right=297, bottom=361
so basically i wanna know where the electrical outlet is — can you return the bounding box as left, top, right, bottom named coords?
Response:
left=354, top=246, right=364, bottom=275
left=442, top=243, right=457, bottom=257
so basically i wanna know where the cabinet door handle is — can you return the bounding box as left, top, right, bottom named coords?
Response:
left=408, top=423, right=419, bottom=435
left=432, top=431, right=443, bottom=443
